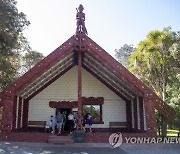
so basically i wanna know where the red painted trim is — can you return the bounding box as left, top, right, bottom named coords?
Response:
left=139, top=97, right=144, bottom=131
left=86, top=45, right=142, bottom=96
left=126, top=100, right=132, bottom=130
left=83, top=64, right=129, bottom=102
left=17, top=48, right=74, bottom=94
left=82, top=97, right=104, bottom=105
left=22, top=99, right=29, bottom=130
left=12, top=96, right=17, bottom=131
left=1, top=87, right=15, bottom=133
left=49, top=97, right=104, bottom=108
left=143, top=97, right=156, bottom=135
left=78, top=50, right=82, bottom=117
left=17, top=97, right=22, bottom=129
left=133, top=98, right=138, bottom=131
left=4, top=36, right=75, bottom=94
left=26, top=64, right=75, bottom=101
left=49, top=101, right=78, bottom=108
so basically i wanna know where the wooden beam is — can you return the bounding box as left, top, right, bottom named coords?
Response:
left=139, top=97, right=145, bottom=131
left=17, top=97, right=22, bottom=129
left=126, top=100, right=132, bottom=130
left=14, top=43, right=74, bottom=94
left=22, top=99, right=29, bottom=131
left=133, top=98, right=138, bottom=131
left=78, top=50, right=82, bottom=118
left=12, top=95, right=17, bottom=131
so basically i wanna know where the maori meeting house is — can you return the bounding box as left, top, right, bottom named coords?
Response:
left=0, top=5, right=175, bottom=143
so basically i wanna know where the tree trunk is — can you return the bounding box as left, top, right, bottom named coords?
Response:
left=161, top=44, right=167, bottom=137
left=161, top=71, right=167, bottom=137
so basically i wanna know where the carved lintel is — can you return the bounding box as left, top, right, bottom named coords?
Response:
left=82, top=97, right=104, bottom=105
left=49, top=101, right=78, bottom=108
left=49, top=97, right=104, bottom=108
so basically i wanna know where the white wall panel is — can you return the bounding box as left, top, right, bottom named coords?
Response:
left=28, top=66, right=126, bottom=128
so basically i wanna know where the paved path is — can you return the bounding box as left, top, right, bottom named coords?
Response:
left=0, top=141, right=180, bottom=154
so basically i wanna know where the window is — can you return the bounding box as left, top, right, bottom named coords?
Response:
left=83, top=105, right=103, bottom=123
left=82, top=97, right=104, bottom=124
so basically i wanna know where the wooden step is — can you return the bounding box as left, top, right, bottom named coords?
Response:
left=48, top=135, right=74, bottom=144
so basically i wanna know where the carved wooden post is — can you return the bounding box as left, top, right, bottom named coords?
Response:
left=77, top=48, right=83, bottom=129
left=144, top=96, right=157, bottom=136
left=126, top=100, right=132, bottom=130
left=1, top=87, right=15, bottom=133
left=17, top=97, right=22, bottom=129
left=139, top=97, right=145, bottom=131
left=22, top=99, right=29, bottom=130
left=75, top=4, right=87, bottom=130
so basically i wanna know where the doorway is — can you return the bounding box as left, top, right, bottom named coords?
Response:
left=56, top=108, right=71, bottom=131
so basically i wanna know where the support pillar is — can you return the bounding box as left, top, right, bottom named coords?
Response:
left=12, top=96, right=17, bottom=131
left=133, top=98, right=138, bottom=131
left=144, top=96, right=156, bottom=136
left=77, top=49, right=83, bottom=129
left=1, top=88, right=15, bottom=133
left=131, top=99, right=135, bottom=129
left=126, top=100, right=132, bottom=130
left=23, top=99, right=29, bottom=130
left=17, top=97, right=22, bottom=129
left=139, top=97, right=145, bottom=131
left=137, top=97, right=140, bottom=130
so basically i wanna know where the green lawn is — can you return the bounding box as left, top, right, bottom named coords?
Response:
left=167, top=129, right=179, bottom=137
left=157, top=129, right=179, bottom=137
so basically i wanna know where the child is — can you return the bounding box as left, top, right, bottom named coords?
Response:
left=87, top=113, right=93, bottom=133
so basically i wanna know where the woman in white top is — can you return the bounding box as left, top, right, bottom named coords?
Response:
left=68, top=112, right=74, bottom=134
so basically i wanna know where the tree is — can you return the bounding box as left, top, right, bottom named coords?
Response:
left=166, top=74, right=180, bottom=127
left=0, top=0, right=30, bottom=54
left=129, top=27, right=180, bottom=136
left=166, top=34, right=180, bottom=130
left=20, top=51, right=44, bottom=75
left=115, top=44, right=135, bottom=68
left=0, top=0, right=30, bottom=91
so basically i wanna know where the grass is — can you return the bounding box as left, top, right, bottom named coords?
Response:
left=157, top=129, right=179, bottom=137
left=167, top=129, right=179, bottom=137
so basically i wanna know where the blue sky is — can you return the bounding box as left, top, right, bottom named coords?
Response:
left=17, top=0, right=180, bottom=57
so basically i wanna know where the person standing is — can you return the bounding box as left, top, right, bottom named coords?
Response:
left=50, top=115, right=56, bottom=134
left=56, top=112, right=64, bottom=135
left=68, top=112, right=74, bottom=134
left=62, top=112, right=66, bottom=131
left=87, top=113, right=93, bottom=133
